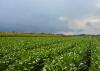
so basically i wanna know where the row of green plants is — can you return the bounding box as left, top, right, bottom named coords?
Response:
left=90, top=38, right=100, bottom=71
left=0, top=36, right=100, bottom=71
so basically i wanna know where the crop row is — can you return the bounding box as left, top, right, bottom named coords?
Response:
left=0, top=36, right=100, bottom=71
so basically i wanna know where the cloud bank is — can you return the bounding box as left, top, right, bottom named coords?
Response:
left=0, top=0, right=100, bottom=35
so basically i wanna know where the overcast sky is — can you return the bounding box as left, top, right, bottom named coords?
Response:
left=0, top=0, right=100, bottom=34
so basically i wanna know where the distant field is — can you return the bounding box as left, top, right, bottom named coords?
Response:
left=0, top=32, right=65, bottom=37
left=0, top=34, right=100, bottom=71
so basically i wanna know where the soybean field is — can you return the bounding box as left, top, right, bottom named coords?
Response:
left=0, top=36, right=100, bottom=71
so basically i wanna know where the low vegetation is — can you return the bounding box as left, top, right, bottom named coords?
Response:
left=0, top=33, right=100, bottom=71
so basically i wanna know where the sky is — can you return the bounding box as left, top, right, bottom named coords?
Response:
left=0, top=0, right=100, bottom=35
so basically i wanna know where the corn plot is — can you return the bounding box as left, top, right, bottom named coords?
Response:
left=0, top=36, right=100, bottom=71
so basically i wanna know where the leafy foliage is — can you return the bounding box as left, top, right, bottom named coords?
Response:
left=0, top=36, right=100, bottom=71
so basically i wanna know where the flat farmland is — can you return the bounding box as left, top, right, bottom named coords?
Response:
left=0, top=36, right=100, bottom=71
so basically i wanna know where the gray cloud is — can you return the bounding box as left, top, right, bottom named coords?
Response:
left=0, top=0, right=100, bottom=34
